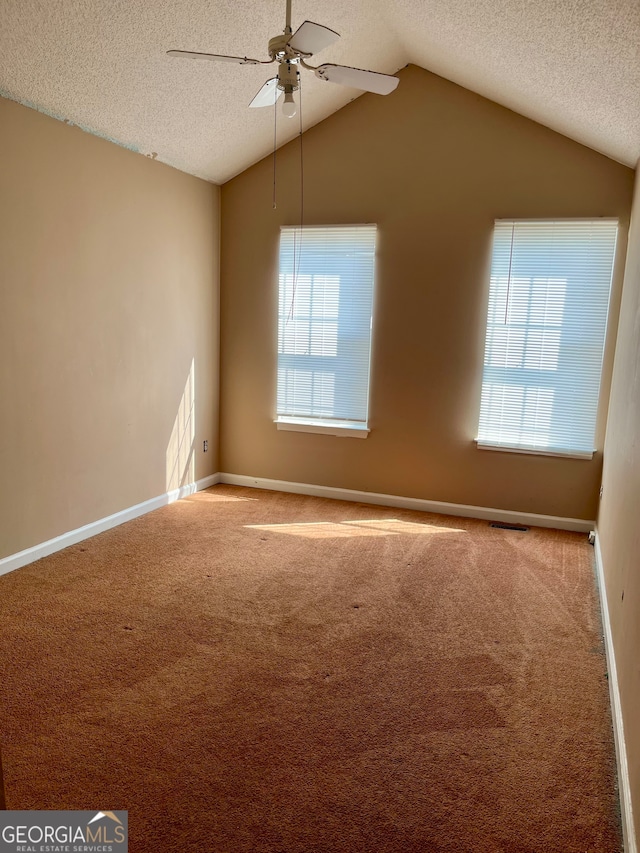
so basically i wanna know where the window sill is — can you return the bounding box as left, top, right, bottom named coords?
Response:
left=275, top=418, right=370, bottom=438
left=475, top=440, right=593, bottom=460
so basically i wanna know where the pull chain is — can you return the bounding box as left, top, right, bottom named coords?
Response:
left=272, top=92, right=278, bottom=210
left=288, top=72, right=304, bottom=322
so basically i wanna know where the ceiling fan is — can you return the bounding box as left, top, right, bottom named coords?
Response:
left=167, top=0, right=399, bottom=118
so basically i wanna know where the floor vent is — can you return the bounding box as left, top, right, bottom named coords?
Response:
left=489, top=522, right=529, bottom=532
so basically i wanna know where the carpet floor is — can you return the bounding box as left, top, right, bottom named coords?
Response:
left=0, top=485, right=621, bottom=852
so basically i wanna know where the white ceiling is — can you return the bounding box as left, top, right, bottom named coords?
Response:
left=0, top=0, right=638, bottom=184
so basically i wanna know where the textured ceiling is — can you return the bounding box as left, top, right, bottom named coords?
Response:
left=0, top=0, right=638, bottom=184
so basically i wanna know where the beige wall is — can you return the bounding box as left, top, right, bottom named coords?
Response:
left=220, top=64, right=634, bottom=520
left=0, top=96, right=220, bottom=560
left=598, top=168, right=640, bottom=842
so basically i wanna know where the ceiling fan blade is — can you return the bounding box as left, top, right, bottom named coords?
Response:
left=288, top=21, right=340, bottom=55
left=249, top=77, right=282, bottom=108
left=314, top=63, right=399, bottom=95
left=167, top=50, right=261, bottom=65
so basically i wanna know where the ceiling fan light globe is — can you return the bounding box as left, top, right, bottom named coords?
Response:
left=283, top=92, right=297, bottom=118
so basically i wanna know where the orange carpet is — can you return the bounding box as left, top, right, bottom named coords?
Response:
left=0, top=485, right=621, bottom=851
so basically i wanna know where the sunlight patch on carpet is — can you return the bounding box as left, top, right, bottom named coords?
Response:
left=188, top=491, right=258, bottom=503
left=246, top=518, right=465, bottom=538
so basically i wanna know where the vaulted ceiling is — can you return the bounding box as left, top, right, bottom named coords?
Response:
left=1, top=0, right=638, bottom=184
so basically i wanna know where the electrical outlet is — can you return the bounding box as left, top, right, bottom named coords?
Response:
left=599, top=485, right=604, bottom=498
left=203, top=440, right=208, bottom=452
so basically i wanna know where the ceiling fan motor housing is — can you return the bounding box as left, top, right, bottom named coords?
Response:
left=269, top=34, right=296, bottom=61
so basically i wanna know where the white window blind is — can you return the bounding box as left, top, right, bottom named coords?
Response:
left=477, top=219, right=618, bottom=458
left=277, top=225, right=376, bottom=432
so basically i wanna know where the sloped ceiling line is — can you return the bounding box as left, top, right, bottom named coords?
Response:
left=0, top=0, right=638, bottom=183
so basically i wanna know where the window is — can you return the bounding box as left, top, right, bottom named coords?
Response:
left=477, top=219, right=618, bottom=458
left=276, top=225, right=376, bottom=437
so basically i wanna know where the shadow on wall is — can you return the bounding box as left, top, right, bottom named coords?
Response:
left=166, top=359, right=195, bottom=493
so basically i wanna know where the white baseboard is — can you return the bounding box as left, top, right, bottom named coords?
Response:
left=1, top=473, right=592, bottom=580
left=1, top=472, right=592, bottom=579
left=0, top=473, right=221, bottom=578
left=218, top=473, right=593, bottom=532
left=593, top=531, right=637, bottom=853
